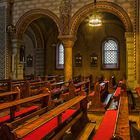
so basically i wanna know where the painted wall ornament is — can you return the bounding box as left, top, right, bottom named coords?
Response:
left=59, top=0, right=72, bottom=35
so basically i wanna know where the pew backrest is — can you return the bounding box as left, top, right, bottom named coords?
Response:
left=0, top=89, right=50, bottom=121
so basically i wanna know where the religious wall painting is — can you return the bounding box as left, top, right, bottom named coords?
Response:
left=75, top=53, right=82, bottom=67
left=90, top=53, right=98, bottom=67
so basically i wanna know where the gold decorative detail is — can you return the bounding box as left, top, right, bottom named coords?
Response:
left=59, top=0, right=72, bottom=35
left=71, top=1, right=133, bottom=36
left=16, top=9, right=60, bottom=39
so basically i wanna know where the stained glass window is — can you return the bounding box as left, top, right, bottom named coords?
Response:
left=56, top=43, right=64, bottom=69
left=102, top=39, right=119, bottom=69
left=58, top=44, right=64, bottom=65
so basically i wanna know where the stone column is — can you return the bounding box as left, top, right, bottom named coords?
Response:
left=125, top=32, right=136, bottom=90
left=60, top=35, right=76, bottom=81
left=11, top=39, right=24, bottom=80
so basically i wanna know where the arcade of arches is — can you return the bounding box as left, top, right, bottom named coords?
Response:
left=0, top=1, right=139, bottom=90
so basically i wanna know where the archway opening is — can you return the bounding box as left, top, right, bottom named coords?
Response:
left=73, top=12, right=126, bottom=82
left=22, top=16, right=59, bottom=79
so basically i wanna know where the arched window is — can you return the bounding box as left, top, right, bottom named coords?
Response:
left=56, top=43, right=64, bottom=69
left=102, top=39, right=119, bottom=69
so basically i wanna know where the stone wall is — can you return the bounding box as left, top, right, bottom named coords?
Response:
left=12, top=0, right=62, bottom=25
left=73, top=20, right=126, bottom=82
left=12, top=0, right=135, bottom=29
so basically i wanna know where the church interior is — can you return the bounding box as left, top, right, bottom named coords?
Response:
left=0, top=0, right=140, bottom=139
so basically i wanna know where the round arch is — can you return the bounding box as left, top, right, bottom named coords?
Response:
left=15, top=9, right=60, bottom=40
left=70, top=1, right=133, bottom=35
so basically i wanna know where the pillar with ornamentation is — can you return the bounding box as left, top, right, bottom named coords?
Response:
left=11, top=39, right=24, bottom=79
left=60, top=36, right=76, bottom=81
left=59, top=0, right=75, bottom=81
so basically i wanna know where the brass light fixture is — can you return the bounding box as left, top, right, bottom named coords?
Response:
left=89, top=0, right=102, bottom=27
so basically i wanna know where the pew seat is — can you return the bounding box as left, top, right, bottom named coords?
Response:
left=75, top=87, right=81, bottom=92
left=22, top=109, right=76, bottom=140
left=0, top=105, right=39, bottom=124
left=76, top=122, right=96, bottom=140
left=88, top=91, right=95, bottom=97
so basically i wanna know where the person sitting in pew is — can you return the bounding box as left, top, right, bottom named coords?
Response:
left=111, top=75, right=117, bottom=89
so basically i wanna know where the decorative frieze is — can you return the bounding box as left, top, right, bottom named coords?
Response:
left=59, top=0, right=72, bottom=35
left=125, top=32, right=136, bottom=89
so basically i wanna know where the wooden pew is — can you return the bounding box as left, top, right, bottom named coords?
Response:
left=74, top=80, right=90, bottom=94
left=93, top=87, right=121, bottom=140
left=22, top=80, right=68, bottom=108
left=0, top=95, right=90, bottom=140
left=0, top=89, right=50, bottom=123
left=73, top=75, right=83, bottom=84
left=44, top=75, right=59, bottom=82
left=0, top=87, right=20, bottom=104
left=48, top=81, right=69, bottom=107
left=20, top=79, right=55, bottom=98
left=0, top=79, right=35, bottom=99
left=84, top=74, right=94, bottom=90
left=0, top=79, right=12, bottom=92
left=111, top=88, right=130, bottom=139
left=59, top=80, right=90, bottom=104
left=0, top=79, right=29, bottom=93
left=88, top=81, right=112, bottom=111
left=0, top=79, right=54, bottom=100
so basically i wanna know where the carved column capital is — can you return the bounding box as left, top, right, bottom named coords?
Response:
left=58, top=35, right=76, bottom=48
